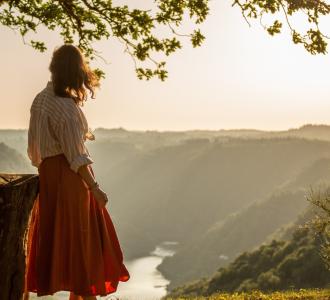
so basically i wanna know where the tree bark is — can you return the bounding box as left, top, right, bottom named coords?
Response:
left=0, top=173, right=39, bottom=300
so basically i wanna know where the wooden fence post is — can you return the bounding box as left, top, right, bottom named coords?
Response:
left=0, top=174, right=39, bottom=300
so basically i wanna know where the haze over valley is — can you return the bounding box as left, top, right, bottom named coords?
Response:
left=2, top=124, right=330, bottom=298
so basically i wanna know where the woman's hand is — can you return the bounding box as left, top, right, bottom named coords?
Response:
left=77, top=164, right=108, bottom=208
left=91, top=186, right=109, bottom=208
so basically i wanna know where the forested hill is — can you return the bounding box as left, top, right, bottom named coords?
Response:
left=157, top=157, right=330, bottom=290
left=164, top=205, right=330, bottom=299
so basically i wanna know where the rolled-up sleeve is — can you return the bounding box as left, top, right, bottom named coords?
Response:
left=57, top=115, right=94, bottom=173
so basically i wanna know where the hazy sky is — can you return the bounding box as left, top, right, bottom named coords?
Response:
left=1, top=1, right=330, bottom=131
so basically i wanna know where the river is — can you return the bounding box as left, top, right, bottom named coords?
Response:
left=29, top=241, right=177, bottom=300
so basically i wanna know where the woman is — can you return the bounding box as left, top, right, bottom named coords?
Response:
left=24, top=44, right=130, bottom=300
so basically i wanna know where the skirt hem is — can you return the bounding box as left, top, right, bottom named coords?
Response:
left=25, top=275, right=130, bottom=297
left=26, top=274, right=130, bottom=297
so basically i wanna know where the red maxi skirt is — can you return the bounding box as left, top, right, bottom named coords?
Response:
left=24, top=153, right=130, bottom=297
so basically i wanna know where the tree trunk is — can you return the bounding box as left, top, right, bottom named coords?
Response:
left=0, top=174, right=39, bottom=300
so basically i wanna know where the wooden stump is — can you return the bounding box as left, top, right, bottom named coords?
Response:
left=0, top=174, right=39, bottom=300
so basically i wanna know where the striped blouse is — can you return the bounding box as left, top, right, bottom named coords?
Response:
left=27, top=81, right=95, bottom=173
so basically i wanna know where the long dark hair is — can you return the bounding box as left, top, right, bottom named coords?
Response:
left=49, top=44, right=100, bottom=105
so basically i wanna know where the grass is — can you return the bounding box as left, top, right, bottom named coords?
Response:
left=164, top=289, right=330, bottom=300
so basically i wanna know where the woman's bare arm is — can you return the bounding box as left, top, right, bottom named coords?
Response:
left=77, top=164, right=97, bottom=188
left=78, top=164, right=108, bottom=207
